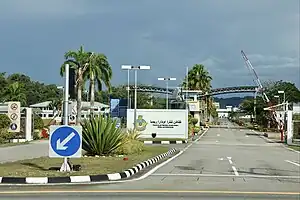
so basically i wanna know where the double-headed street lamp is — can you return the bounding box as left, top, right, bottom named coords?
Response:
left=158, top=77, right=176, bottom=109
left=121, top=65, right=151, bottom=130
left=278, top=90, right=286, bottom=111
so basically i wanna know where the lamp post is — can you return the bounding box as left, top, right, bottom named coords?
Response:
left=274, top=95, right=280, bottom=104
left=121, top=65, right=151, bottom=129
left=278, top=90, right=286, bottom=111
left=158, top=77, right=176, bottom=109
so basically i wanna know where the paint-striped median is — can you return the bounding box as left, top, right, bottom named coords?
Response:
left=0, top=148, right=178, bottom=184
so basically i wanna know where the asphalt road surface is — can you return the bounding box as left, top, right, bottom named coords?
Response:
left=1, top=120, right=299, bottom=199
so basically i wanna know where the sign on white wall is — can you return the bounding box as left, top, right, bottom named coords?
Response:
left=127, top=109, right=188, bottom=139
left=7, top=101, right=21, bottom=132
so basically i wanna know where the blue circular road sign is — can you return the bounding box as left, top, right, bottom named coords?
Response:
left=50, top=126, right=81, bottom=157
left=10, top=123, right=18, bottom=130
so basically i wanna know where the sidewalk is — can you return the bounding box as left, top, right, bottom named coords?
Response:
left=0, top=140, right=48, bottom=163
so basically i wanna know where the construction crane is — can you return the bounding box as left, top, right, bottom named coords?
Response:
left=240, top=50, right=279, bottom=124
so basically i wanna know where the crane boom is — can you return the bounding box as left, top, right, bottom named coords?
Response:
left=241, top=50, right=270, bottom=103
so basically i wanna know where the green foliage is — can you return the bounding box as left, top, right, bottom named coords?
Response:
left=191, top=118, right=198, bottom=126
left=0, top=73, right=62, bottom=106
left=0, top=114, right=11, bottom=129
left=115, top=138, right=144, bottom=155
left=33, top=115, right=44, bottom=130
left=113, top=128, right=145, bottom=155
left=125, top=128, right=141, bottom=140
left=96, top=85, right=165, bottom=109
left=182, top=64, right=212, bottom=92
left=194, top=126, right=200, bottom=134
left=293, top=114, right=300, bottom=120
left=81, top=115, right=125, bottom=156
left=264, top=80, right=300, bottom=103
left=0, top=114, right=14, bottom=144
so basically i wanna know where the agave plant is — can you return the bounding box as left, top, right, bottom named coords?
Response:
left=81, top=115, right=125, bottom=156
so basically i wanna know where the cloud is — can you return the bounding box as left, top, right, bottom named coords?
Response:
left=0, top=0, right=299, bottom=91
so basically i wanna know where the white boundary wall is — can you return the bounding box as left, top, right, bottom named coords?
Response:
left=127, top=109, right=188, bottom=139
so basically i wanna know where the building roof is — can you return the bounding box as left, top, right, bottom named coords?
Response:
left=30, top=101, right=52, bottom=108
left=30, top=101, right=109, bottom=108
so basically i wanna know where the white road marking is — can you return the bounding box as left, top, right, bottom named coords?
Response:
left=226, top=157, right=233, bottom=164
left=151, top=173, right=300, bottom=179
left=232, top=166, right=239, bottom=176
left=285, top=160, right=300, bottom=167
left=217, top=134, right=220, bottom=137
left=218, top=158, right=224, bottom=161
left=245, top=135, right=249, bottom=138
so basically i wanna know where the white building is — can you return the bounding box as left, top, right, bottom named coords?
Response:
left=30, top=101, right=110, bottom=123
left=217, top=106, right=239, bottom=118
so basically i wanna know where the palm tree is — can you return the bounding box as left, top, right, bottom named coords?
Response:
left=182, top=64, right=213, bottom=122
left=182, top=64, right=212, bottom=92
left=3, top=82, right=27, bottom=105
left=48, top=98, right=63, bottom=125
left=84, top=53, right=112, bottom=115
left=60, top=46, right=92, bottom=125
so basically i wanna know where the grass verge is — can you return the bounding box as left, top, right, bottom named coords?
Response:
left=0, top=146, right=169, bottom=177
left=0, top=141, right=29, bottom=148
left=288, top=145, right=300, bottom=152
left=139, top=138, right=186, bottom=141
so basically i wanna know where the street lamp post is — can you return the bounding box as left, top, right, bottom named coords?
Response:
left=158, top=77, right=176, bottom=109
left=274, top=95, right=280, bottom=104
left=121, top=65, right=151, bottom=130
left=278, top=90, right=285, bottom=110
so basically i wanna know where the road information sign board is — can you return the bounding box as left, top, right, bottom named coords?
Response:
left=49, top=125, right=82, bottom=158
left=7, top=102, right=21, bottom=132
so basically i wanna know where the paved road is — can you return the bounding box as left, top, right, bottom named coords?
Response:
left=0, top=140, right=48, bottom=163
left=0, top=191, right=298, bottom=199
left=0, top=120, right=299, bottom=199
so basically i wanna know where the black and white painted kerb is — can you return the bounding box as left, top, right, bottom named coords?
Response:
left=143, top=140, right=187, bottom=144
left=0, top=148, right=177, bottom=184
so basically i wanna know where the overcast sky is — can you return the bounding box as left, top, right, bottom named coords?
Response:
left=0, top=0, right=299, bottom=91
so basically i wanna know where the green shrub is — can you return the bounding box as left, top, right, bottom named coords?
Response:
left=194, top=126, right=200, bottom=134
left=81, top=116, right=125, bottom=156
left=191, top=118, right=198, bottom=126
left=115, top=138, right=144, bottom=155
left=0, top=114, right=11, bottom=129
left=126, top=128, right=141, bottom=140
left=0, top=128, right=16, bottom=144
left=34, top=115, right=44, bottom=130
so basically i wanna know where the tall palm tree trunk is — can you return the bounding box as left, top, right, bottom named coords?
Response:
left=90, top=72, right=95, bottom=116
left=76, top=69, right=83, bottom=125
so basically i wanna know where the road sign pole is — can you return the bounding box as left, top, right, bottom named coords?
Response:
left=60, top=63, right=71, bottom=172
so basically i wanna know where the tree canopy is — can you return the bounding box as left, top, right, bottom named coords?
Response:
left=0, top=73, right=62, bottom=106
left=239, top=80, right=300, bottom=127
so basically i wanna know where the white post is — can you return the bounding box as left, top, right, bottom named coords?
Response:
left=287, top=110, right=293, bottom=145
left=166, top=80, right=169, bottom=109
left=186, top=66, right=188, bottom=109
left=25, top=108, right=33, bottom=141
left=134, top=69, right=137, bottom=130
left=60, top=63, right=71, bottom=172
left=127, top=69, right=130, bottom=109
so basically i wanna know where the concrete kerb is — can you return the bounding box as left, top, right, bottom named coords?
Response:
left=0, top=148, right=178, bottom=185
left=0, top=128, right=210, bottom=186
left=252, top=130, right=300, bottom=154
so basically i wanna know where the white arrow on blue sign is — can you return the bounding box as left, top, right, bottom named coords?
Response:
left=49, top=125, right=82, bottom=158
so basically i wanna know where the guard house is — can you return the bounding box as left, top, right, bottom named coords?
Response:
left=181, top=90, right=206, bottom=126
